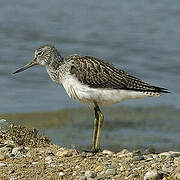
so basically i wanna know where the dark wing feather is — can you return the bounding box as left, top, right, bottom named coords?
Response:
left=67, top=55, right=169, bottom=93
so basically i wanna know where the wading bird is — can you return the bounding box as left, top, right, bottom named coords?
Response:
left=13, top=45, right=169, bottom=152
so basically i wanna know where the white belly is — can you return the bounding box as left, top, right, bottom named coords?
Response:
left=62, top=75, right=157, bottom=106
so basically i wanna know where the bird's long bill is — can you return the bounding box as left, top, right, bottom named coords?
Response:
left=13, top=59, right=37, bottom=74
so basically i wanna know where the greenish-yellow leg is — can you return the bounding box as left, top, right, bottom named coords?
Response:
left=91, top=105, right=104, bottom=152
left=91, top=114, right=98, bottom=152
left=95, top=110, right=104, bottom=151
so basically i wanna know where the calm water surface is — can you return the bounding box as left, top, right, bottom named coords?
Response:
left=0, top=0, right=180, bottom=151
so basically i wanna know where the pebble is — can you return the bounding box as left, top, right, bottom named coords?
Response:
left=169, top=152, right=180, bottom=158
left=102, top=150, right=113, bottom=155
left=108, top=164, right=116, bottom=169
left=117, top=152, right=132, bottom=159
left=174, top=173, right=180, bottom=179
left=81, top=152, right=87, bottom=158
left=159, top=152, right=172, bottom=160
left=75, top=165, right=80, bottom=169
left=132, top=155, right=144, bottom=161
left=50, top=163, right=56, bottom=168
left=26, top=151, right=31, bottom=157
left=11, top=147, right=21, bottom=156
left=143, top=147, right=156, bottom=154
left=120, top=149, right=129, bottom=154
left=9, top=169, right=15, bottom=174
left=133, top=149, right=142, bottom=156
left=95, top=165, right=104, bottom=172
left=11, top=147, right=28, bottom=158
left=56, top=149, right=72, bottom=157
left=45, top=156, right=54, bottom=164
left=85, top=170, right=97, bottom=178
left=175, top=166, right=180, bottom=173
left=4, top=140, right=14, bottom=146
left=0, top=154, right=6, bottom=161
left=105, top=168, right=116, bottom=175
left=95, top=175, right=105, bottom=180
left=162, top=164, right=171, bottom=173
left=144, top=169, right=160, bottom=180
left=79, top=176, right=86, bottom=180
left=0, top=162, right=7, bottom=168
left=174, top=157, right=180, bottom=166
left=126, top=173, right=139, bottom=179
left=59, top=171, right=65, bottom=176
left=32, top=162, right=39, bottom=165
left=119, top=166, right=125, bottom=171
left=9, top=176, right=17, bottom=180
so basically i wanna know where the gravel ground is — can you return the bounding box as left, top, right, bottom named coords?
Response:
left=0, top=125, right=179, bottom=180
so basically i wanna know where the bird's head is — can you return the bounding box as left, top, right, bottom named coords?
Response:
left=13, top=45, right=62, bottom=74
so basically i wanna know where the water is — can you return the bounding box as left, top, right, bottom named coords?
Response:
left=0, top=0, right=180, bottom=151
left=3, top=106, right=180, bottom=152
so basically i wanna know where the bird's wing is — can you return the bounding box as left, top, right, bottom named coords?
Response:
left=67, top=55, right=169, bottom=93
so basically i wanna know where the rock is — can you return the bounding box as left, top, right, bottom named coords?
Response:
left=175, top=166, right=180, bottom=173
left=4, top=140, right=14, bottom=146
left=144, top=155, right=153, bottom=162
left=159, top=152, right=172, bottom=159
left=45, top=156, right=54, bottom=164
left=11, top=147, right=28, bottom=158
left=133, top=149, right=142, bottom=156
left=174, top=173, right=180, bottom=179
left=85, top=170, right=97, bottom=178
left=108, top=164, right=117, bottom=169
left=126, top=173, right=139, bottom=179
left=59, top=171, right=65, bottom=176
left=95, top=175, right=105, bottom=180
left=26, top=151, right=31, bottom=157
left=102, top=150, right=113, bottom=155
left=75, top=165, right=80, bottom=169
left=9, top=169, right=15, bottom=174
left=119, top=166, right=124, bottom=171
left=144, top=147, right=156, bottom=155
left=9, top=177, right=17, bottom=180
left=11, top=148, right=20, bottom=156
left=81, top=152, right=87, bottom=158
left=162, top=164, right=171, bottom=173
left=169, top=153, right=180, bottom=158
left=99, top=171, right=105, bottom=176
left=56, top=149, right=72, bottom=157
left=158, top=170, right=169, bottom=177
left=50, top=163, right=56, bottom=168
left=115, top=175, right=123, bottom=179
left=120, top=149, right=129, bottom=154
left=132, top=155, right=144, bottom=161
left=174, top=157, right=180, bottom=166
left=0, top=162, right=7, bottom=168
left=32, top=162, right=39, bottom=165
left=79, top=176, right=86, bottom=180
left=95, top=165, right=104, bottom=173
left=144, top=169, right=160, bottom=180
left=0, top=153, right=7, bottom=161
left=105, top=168, right=116, bottom=175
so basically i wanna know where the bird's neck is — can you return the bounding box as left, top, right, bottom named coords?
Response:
left=45, top=58, right=64, bottom=84
left=49, top=54, right=63, bottom=70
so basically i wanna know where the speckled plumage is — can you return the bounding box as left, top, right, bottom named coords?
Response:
left=13, top=45, right=169, bottom=152
left=66, top=54, right=168, bottom=94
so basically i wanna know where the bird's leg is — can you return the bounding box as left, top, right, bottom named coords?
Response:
left=91, top=106, right=99, bottom=152
left=94, top=106, right=104, bottom=152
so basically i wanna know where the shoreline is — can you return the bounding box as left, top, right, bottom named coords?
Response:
left=0, top=125, right=179, bottom=179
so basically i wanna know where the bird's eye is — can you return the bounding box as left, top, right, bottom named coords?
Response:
left=37, top=50, right=43, bottom=56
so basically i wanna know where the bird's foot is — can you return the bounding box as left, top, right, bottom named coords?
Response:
left=91, top=147, right=102, bottom=153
